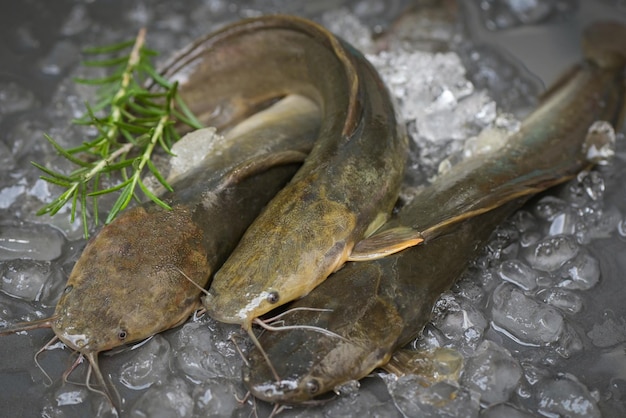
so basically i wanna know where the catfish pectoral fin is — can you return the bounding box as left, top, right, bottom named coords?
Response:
left=382, top=347, right=464, bottom=382
left=348, top=226, right=423, bottom=261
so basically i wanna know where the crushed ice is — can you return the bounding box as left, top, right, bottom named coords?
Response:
left=0, top=1, right=624, bottom=417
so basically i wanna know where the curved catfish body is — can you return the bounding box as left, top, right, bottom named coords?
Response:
left=52, top=95, right=320, bottom=355
left=169, top=16, right=408, bottom=327
left=0, top=93, right=321, bottom=408
left=383, top=28, right=626, bottom=242
left=243, top=21, right=626, bottom=404
left=244, top=202, right=521, bottom=403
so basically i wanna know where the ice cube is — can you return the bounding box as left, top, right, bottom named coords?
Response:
left=490, top=283, right=564, bottom=346
left=119, top=335, right=171, bottom=390
left=461, top=340, right=522, bottom=406
left=0, top=259, right=51, bottom=301
left=522, top=235, right=579, bottom=272
left=556, top=251, right=600, bottom=290
left=497, top=259, right=538, bottom=291
left=130, top=377, right=194, bottom=418
left=535, top=374, right=601, bottom=418
left=0, top=223, right=66, bottom=261
left=388, top=376, right=480, bottom=418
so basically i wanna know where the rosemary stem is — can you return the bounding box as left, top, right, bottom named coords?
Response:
left=106, top=28, right=147, bottom=149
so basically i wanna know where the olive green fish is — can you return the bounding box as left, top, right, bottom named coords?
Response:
left=243, top=20, right=626, bottom=404
left=169, top=16, right=416, bottom=330
left=0, top=94, right=321, bottom=405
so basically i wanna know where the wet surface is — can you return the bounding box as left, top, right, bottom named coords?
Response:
left=1, top=0, right=626, bottom=416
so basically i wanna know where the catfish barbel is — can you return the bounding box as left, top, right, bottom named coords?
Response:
left=243, top=20, right=626, bottom=404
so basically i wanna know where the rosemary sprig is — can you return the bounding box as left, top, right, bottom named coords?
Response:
left=33, top=28, right=202, bottom=237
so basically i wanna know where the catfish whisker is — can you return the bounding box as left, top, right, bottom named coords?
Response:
left=262, top=307, right=333, bottom=324
left=229, top=334, right=251, bottom=368
left=269, top=402, right=287, bottom=418
left=172, top=266, right=210, bottom=296
left=83, top=362, right=113, bottom=404
left=61, top=353, right=84, bottom=386
left=33, top=335, right=59, bottom=386
left=253, top=317, right=349, bottom=342
left=85, top=352, right=121, bottom=412
left=234, top=389, right=251, bottom=404
left=246, top=326, right=280, bottom=382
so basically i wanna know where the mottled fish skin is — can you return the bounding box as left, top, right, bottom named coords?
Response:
left=1, top=93, right=321, bottom=406
left=243, top=21, right=626, bottom=404
left=176, top=15, right=408, bottom=329
left=51, top=94, right=320, bottom=355
left=244, top=201, right=523, bottom=404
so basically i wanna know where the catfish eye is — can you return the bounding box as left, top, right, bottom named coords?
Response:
left=63, top=285, right=73, bottom=294
left=266, top=291, right=279, bottom=304
left=117, top=329, right=128, bottom=340
left=305, top=378, right=320, bottom=395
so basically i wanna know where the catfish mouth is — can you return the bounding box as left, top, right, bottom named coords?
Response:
left=201, top=292, right=243, bottom=325
left=53, top=324, right=92, bottom=352
left=202, top=290, right=275, bottom=327
left=242, top=364, right=336, bottom=405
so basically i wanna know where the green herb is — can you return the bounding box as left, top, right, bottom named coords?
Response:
left=32, top=28, right=202, bottom=238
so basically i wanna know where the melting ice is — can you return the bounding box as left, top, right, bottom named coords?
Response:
left=0, top=1, right=625, bottom=417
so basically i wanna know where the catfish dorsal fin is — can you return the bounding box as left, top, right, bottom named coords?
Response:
left=348, top=226, right=423, bottom=262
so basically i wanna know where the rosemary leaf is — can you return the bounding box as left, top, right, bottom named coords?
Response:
left=34, top=27, right=203, bottom=237
left=138, top=178, right=171, bottom=210
left=82, top=39, right=135, bottom=54
left=147, top=159, right=173, bottom=192
left=82, top=56, right=131, bottom=67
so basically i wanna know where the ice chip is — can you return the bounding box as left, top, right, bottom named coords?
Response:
left=192, top=379, right=244, bottom=417
left=557, top=251, right=600, bottom=290
left=0, top=184, right=26, bottom=210
left=537, top=288, right=583, bottom=314
left=167, top=127, right=225, bottom=182
left=535, top=374, right=601, bottom=418
left=388, top=376, right=480, bottom=418
left=0, top=259, right=51, bottom=301
left=171, top=321, right=242, bottom=382
left=583, top=120, right=615, bottom=165
left=461, top=340, right=522, bottom=406
left=548, top=209, right=577, bottom=236
left=497, top=259, right=538, bottom=291
left=130, top=377, right=193, bottom=418
left=533, top=196, right=568, bottom=222
left=324, top=379, right=400, bottom=417
left=522, top=235, right=579, bottom=272
left=55, top=386, right=87, bottom=407
left=434, top=297, right=487, bottom=348
left=119, top=335, right=171, bottom=390
left=0, top=223, right=66, bottom=261
left=386, top=348, right=464, bottom=384
left=491, top=283, right=564, bottom=345
left=477, top=0, right=576, bottom=30
left=586, top=316, right=626, bottom=348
